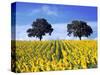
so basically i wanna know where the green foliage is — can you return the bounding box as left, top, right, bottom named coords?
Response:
left=67, top=20, right=93, bottom=40
left=27, top=18, right=53, bottom=41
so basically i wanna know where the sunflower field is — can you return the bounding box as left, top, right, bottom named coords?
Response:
left=11, top=40, right=97, bottom=73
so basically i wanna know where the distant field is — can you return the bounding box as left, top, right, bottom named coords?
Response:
left=11, top=40, right=97, bottom=72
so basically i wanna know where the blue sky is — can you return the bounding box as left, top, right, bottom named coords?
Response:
left=11, top=2, right=97, bottom=40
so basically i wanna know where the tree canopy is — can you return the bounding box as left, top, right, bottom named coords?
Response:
left=27, top=18, right=53, bottom=41
left=67, top=20, right=93, bottom=40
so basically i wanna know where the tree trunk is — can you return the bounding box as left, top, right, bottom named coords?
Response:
left=79, top=36, right=81, bottom=40
left=39, top=36, right=42, bottom=41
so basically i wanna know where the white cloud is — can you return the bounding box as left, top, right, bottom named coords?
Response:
left=43, top=23, right=67, bottom=40
left=15, top=24, right=37, bottom=41
left=30, top=5, right=58, bottom=16
left=15, top=21, right=97, bottom=40
left=87, top=21, right=97, bottom=39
